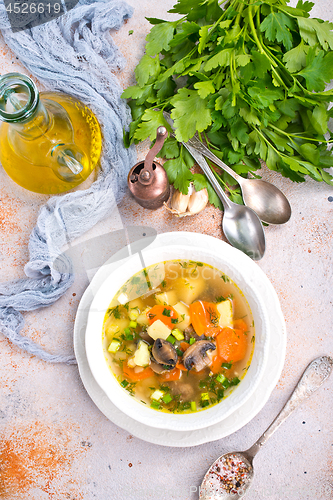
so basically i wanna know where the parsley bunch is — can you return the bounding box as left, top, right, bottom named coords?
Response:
left=122, top=0, right=333, bottom=205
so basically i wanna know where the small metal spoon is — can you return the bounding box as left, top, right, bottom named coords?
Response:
left=185, top=143, right=266, bottom=261
left=199, top=355, right=333, bottom=500
left=180, top=134, right=292, bottom=225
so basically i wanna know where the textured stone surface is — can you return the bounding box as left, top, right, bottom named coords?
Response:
left=0, top=0, right=332, bottom=499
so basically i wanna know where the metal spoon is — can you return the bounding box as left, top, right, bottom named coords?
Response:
left=184, top=143, right=266, bottom=261
left=178, top=134, right=291, bottom=225
left=199, top=355, right=333, bottom=500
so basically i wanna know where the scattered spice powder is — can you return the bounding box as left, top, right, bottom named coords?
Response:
left=0, top=421, right=86, bottom=499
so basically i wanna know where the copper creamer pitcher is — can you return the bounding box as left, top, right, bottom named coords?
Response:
left=0, top=73, right=102, bottom=194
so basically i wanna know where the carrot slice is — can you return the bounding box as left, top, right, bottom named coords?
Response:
left=176, top=360, right=187, bottom=371
left=159, top=367, right=182, bottom=382
left=210, top=353, right=223, bottom=374
left=180, top=341, right=190, bottom=352
left=233, top=318, right=248, bottom=332
left=189, top=301, right=220, bottom=337
left=147, top=304, right=178, bottom=329
left=216, top=327, right=248, bottom=363
left=123, top=365, right=154, bottom=381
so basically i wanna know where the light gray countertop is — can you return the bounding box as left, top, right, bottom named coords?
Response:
left=0, top=1, right=332, bottom=499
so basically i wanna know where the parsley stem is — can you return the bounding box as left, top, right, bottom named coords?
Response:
left=269, top=123, right=333, bottom=144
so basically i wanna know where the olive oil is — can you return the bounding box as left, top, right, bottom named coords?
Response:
left=0, top=74, right=102, bottom=194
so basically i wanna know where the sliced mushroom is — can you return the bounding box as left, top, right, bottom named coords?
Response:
left=150, top=357, right=168, bottom=374
left=139, top=330, right=154, bottom=344
left=152, top=338, right=178, bottom=368
left=184, top=325, right=205, bottom=342
left=182, top=340, right=216, bottom=372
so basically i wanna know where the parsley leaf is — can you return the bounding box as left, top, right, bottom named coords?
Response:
left=298, top=49, right=333, bottom=91
left=170, top=89, right=212, bottom=142
left=146, top=21, right=178, bottom=56
left=260, top=12, right=295, bottom=51
left=134, top=55, right=160, bottom=88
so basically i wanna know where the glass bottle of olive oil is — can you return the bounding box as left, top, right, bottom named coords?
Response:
left=0, top=73, right=102, bottom=194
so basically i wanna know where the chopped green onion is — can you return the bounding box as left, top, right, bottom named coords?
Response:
left=201, top=392, right=210, bottom=401
left=171, top=328, right=184, bottom=341
left=190, top=401, right=197, bottom=412
left=176, top=348, right=183, bottom=356
left=150, top=400, right=161, bottom=410
left=222, top=362, right=232, bottom=369
left=216, top=374, right=226, bottom=384
left=120, top=380, right=129, bottom=388
left=222, top=379, right=230, bottom=389
left=166, top=335, right=176, bottom=345
left=129, top=321, right=137, bottom=329
left=124, top=327, right=131, bottom=335
left=230, top=377, right=240, bottom=386
left=189, top=337, right=196, bottom=345
left=162, top=393, right=173, bottom=404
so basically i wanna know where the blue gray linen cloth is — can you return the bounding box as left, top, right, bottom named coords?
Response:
left=0, top=0, right=136, bottom=363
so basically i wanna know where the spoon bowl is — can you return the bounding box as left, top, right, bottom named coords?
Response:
left=222, top=201, right=266, bottom=261
left=183, top=134, right=292, bottom=225
left=184, top=143, right=266, bottom=260
left=240, top=178, right=291, bottom=225
left=199, top=356, right=333, bottom=500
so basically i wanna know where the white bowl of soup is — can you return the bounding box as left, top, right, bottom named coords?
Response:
left=85, top=242, right=270, bottom=431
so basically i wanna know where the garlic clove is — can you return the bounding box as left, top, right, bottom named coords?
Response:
left=164, top=184, right=208, bottom=217
left=170, top=189, right=191, bottom=213
left=187, top=188, right=208, bottom=215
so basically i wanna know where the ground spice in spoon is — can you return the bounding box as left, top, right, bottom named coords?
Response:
left=200, top=453, right=253, bottom=499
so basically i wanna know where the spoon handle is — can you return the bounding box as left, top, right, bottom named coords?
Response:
left=244, top=356, right=333, bottom=461
left=182, top=143, right=232, bottom=209
left=186, top=135, right=240, bottom=183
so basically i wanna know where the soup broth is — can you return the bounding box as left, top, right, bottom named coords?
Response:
left=102, top=260, right=255, bottom=414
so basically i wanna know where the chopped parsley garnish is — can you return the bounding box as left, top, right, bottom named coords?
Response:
left=108, top=306, right=121, bottom=319
left=161, top=280, right=167, bottom=288
left=121, top=380, right=129, bottom=388
left=215, top=296, right=226, bottom=303
left=189, top=337, right=196, bottom=345
left=171, top=318, right=178, bottom=324
left=162, top=308, right=171, bottom=317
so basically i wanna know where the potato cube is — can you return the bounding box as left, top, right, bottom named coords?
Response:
left=136, top=306, right=151, bottom=326
left=155, top=290, right=178, bottom=306
left=217, top=300, right=233, bottom=328
left=172, top=301, right=191, bottom=331
left=133, top=341, right=150, bottom=367
left=147, top=319, right=171, bottom=341
left=128, top=298, right=145, bottom=312
left=104, top=316, right=130, bottom=341
left=176, top=276, right=205, bottom=305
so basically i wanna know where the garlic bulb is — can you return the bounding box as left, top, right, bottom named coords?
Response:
left=164, top=183, right=208, bottom=217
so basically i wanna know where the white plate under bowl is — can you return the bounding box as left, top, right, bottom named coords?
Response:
left=74, top=232, right=286, bottom=446
left=85, top=237, right=270, bottom=432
